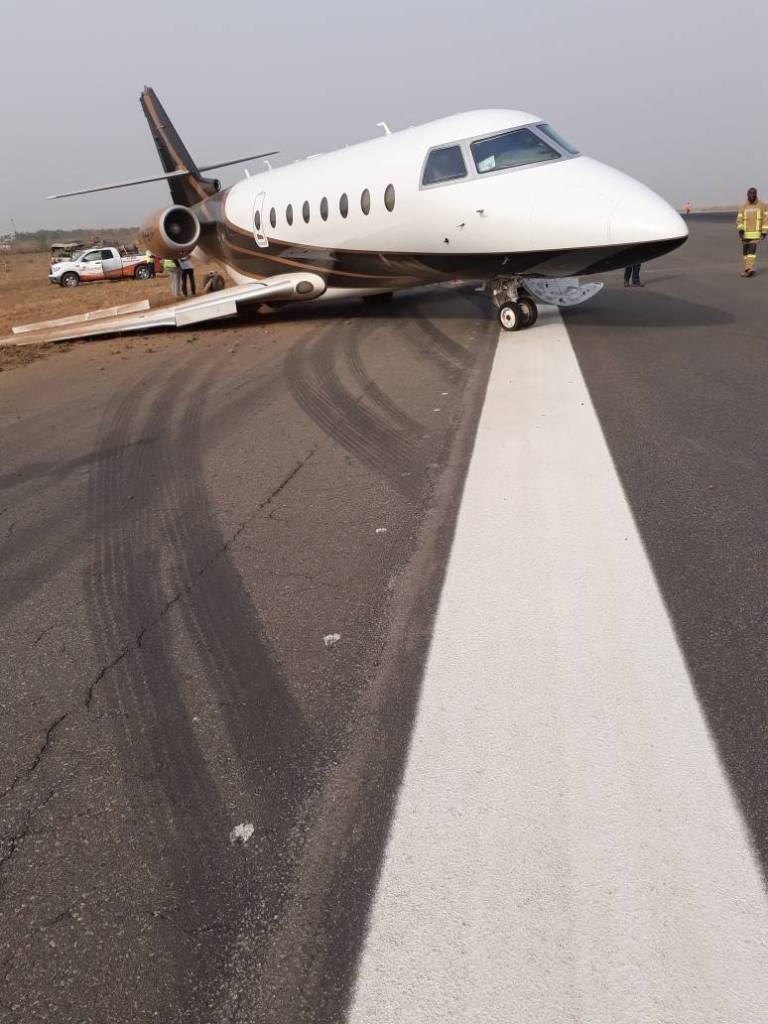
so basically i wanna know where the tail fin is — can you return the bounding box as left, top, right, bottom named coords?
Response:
left=46, top=89, right=278, bottom=203
left=140, top=86, right=220, bottom=206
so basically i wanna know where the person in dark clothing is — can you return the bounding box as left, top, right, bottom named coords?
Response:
left=623, top=263, right=643, bottom=287
left=179, top=255, right=196, bottom=296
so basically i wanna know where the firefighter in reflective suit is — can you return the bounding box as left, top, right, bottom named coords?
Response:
left=737, top=187, right=767, bottom=276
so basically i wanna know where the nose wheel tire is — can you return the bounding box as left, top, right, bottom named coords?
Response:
left=518, top=296, right=538, bottom=328
left=499, top=301, right=524, bottom=332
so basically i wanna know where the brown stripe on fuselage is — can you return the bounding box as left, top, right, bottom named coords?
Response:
left=191, top=187, right=685, bottom=287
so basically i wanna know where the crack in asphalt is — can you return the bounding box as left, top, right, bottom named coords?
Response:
left=0, top=447, right=316, bottom=885
left=32, top=622, right=59, bottom=646
left=84, top=446, right=316, bottom=711
left=43, top=908, right=74, bottom=928
left=0, top=810, right=31, bottom=874
left=0, top=716, right=67, bottom=803
left=0, top=788, right=56, bottom=881
left=2, top=519, right=16, bottom=549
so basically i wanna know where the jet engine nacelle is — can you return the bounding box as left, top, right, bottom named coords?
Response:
left=138, top=205, right=201, bottom=258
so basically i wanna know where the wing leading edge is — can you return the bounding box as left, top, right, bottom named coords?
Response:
left=1, top=274, right=327, bottom=348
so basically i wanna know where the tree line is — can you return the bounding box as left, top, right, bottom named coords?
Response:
left=6, top=228, right=139, bottom=253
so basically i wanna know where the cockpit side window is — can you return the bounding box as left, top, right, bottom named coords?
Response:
left=471, top=128, right=560, bottom=174
left=422, top=145, right=467, bottom=186
left=537, top=123, right=579, bottom=155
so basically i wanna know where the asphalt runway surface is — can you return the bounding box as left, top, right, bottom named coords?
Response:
left=2, top=217, right=768, bottom=1022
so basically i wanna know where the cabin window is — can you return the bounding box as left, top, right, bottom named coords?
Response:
left=270, top=207, right=277, bottom=229
left=254, top=210, right=261, bottom=231
left=422, top=145, right=467, bottom=186
left=384, top=184, right=396, bottom=212
left=339, top=193, right=349, bottom=218
left=286, top=203, right=294, bottom=226
left=537, top=123, right=579, bottom=155
left=303, top=200, right=310, bottom=223
left=471, top=128, right=559, bottom=174
left=82, top=251, right=103, bottom=262
left=361, top=188, right=371, bottom=215
left=320, top=197, right=329, bottom=221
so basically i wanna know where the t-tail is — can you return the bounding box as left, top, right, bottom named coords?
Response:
left=139, top=86, right=220, bottom=207
left=47, top=87, right=277, bottom=202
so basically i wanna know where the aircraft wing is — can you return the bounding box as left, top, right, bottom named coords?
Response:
left=1, top=273, right=326, bottom=347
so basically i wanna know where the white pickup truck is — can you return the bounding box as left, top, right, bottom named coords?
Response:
left=49, top=245, right=151, bottom=288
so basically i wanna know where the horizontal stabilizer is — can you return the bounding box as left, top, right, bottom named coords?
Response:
left=198, top=154, right=279, bottom=172
left=47, top=152, right=278, bottom=200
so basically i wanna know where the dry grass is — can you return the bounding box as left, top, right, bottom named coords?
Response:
left=0, top=251, right=229, bottom=372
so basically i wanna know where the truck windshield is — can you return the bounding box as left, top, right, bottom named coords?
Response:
left=471, top=128, right=560, bottom=174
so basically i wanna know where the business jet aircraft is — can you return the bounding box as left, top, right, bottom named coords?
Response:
left=33, top=87, right=686, bottom=343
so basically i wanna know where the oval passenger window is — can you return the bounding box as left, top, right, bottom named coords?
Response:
left=384, top=184, right=395, bottom=212
left=361, top=188, right=371, bottom=215
left=320, top=197, right=329, bottom=221
left=286, top=203, right=293, bottom=226
left=270, top=207, right=277, bottom=229
left=255, top=210, right=261, bottom=231
left=339, top=193, right=349, bottom=218
left=303, top=201, right=310, bottom=224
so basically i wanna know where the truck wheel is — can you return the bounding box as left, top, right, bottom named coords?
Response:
left=135, top=265, right=151, bottom=280
left=61, top=272, right=80, bottom=288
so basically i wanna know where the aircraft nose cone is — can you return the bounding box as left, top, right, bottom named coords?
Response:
left=609, top=191, right=688, bottom=245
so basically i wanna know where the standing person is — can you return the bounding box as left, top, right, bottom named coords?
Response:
left=179, top=254, right=196, bottom=297
left=163, top=257, right=182, bottom=298
left=623, top=263, right=643, bottom=288
left=737, top=187, right=767, bottom=277
left=143, top=250, right=156, bottom=278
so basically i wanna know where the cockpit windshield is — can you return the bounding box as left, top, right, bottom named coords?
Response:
left=537, top=123, right=580, bottom=155
left=471, top=128, right=560, bottom=175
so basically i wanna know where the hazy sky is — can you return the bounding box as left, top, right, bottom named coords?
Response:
left=1, top=1, right=765, bottom=231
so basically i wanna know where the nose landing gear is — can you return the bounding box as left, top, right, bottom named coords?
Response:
left=491, top=277, right=539, bottom=332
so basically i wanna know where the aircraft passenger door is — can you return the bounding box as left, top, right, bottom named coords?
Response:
left=252, top=191, right=269, bottom=248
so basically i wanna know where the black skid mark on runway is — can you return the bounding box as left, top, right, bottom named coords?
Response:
left=86, top=354, right=319, bottom=1021
left=0, top=433, right=165, bottom=625
left=340, top=328, right=424, bottom=437
left=393, top=299, right=476, bottom=381
left=84, top=358, right=242, bottom=1005
left=285, top=321, right=423, bottom=496
left=155, top=367, right=320, bottom=946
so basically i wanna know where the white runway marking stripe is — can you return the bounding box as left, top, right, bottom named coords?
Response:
left=349, top=309, right=768, bottom=1023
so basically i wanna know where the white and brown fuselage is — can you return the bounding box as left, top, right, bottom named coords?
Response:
left=169, top=109, right=687, bottom=300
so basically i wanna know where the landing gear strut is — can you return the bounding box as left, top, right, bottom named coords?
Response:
left=490, top=277, right=539, bottom=332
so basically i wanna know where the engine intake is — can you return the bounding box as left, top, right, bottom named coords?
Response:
left=138, top=205, right=201, bottom=258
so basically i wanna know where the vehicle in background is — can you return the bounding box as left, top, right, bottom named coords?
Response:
left=50, top=240, right=87, bottom=262
left=49, top=245, right=149, bottom=287
left=49, top=240, right=139, bottom=263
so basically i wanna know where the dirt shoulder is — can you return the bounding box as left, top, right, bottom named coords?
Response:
left=0, top=252, right=225, bottom=372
